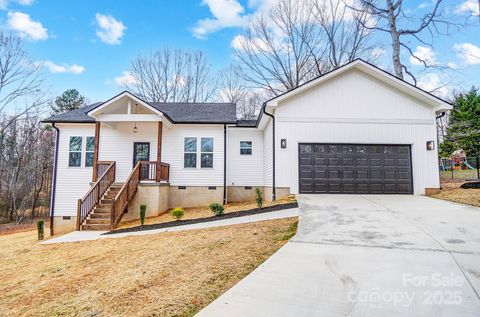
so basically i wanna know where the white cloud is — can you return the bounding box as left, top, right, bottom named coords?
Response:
left=455, top=0, right=479, bottom=16
left=0, top=0, right=34, bottom=9
left=17, top=0, right=33, bottom=5
left=447, top=62, right=458, bottom=69
left=95, top=13, right=126, bottom=45
left=36, top=61, right=85, bottom=74
left=7, top=11, right=48, bottom=41
left=409, top=46, right=437, bottom=66
left=192, top=0, right=248, bottom=39
left=418, top=73, right=450, bottom=98
left=371, top=47, right=385, bottom=59
left=453, top=43, right=480, bottom=65
left=114, top=71, right=138, bottom=86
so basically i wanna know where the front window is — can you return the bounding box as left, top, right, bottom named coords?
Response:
left=240, top=141, right=252, bottom=155
left=184, top=137, right=197, bottom=168
left=69, top=136, right=82, bottom=167
left=85, top=137, right=95, bottom=167
left=201, top=137, right=214, bottom=168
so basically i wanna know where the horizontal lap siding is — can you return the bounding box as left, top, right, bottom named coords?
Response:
left=162, top=124, right=224, bottom=186
left=273, top=69, right=439, bottom=195
left=99, top=122, right=158, bottom=182
left=227, top=128, right=264, bottom=186
left=54, top=124, right=95, bottom=216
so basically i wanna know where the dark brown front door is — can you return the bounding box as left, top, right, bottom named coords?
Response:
left=133, top=142, right=150, bottom=179
left=298, top=144, right=413, bottom=194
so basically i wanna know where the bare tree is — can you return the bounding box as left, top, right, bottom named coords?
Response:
left=125, top=48, right=217, bottom=102
left=0, top=32, right=46, bottom=133
left=217, top=64, right=264, bottom=119
left=312, top=0, right=375, bottom=68
left=234, top=0, right=324, bottom=96
left=234, top=0, right=375, bottom=96
left=349, top=0, right=455, bottom=84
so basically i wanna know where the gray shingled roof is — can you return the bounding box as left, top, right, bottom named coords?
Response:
left=236, top=119, right=257, bottom=127
left=43, top=101, right=237, bottom=124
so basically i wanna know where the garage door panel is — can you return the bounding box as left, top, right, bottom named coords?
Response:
left=299, top=143, right=413, bottom=194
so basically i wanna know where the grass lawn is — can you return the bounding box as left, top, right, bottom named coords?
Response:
left=431, top=188, right=480, bottom=208
left=440, top=169, right=479, bottom=180
left=119, top=195, right=297, bottom=229
left=0, top=217, right=298, bottom=317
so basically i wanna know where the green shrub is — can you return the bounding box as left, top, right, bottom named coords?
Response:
left=255, top=188, right=263, bottom=208
left=37, top=219, right=45, bottom=240
left=209, top=203, right=225, bottom=216
left=171, top=207, right=184, bottom=221
left=140, top=204, right=147, bottom=227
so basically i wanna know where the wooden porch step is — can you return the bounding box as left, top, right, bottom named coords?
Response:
left=93, top=208, right=111, bottom=213
left=81, top=224, right=110, bottom=231
left=86, top=218, right=109, bottom=225
left=90, top=213, right=110, bottom=219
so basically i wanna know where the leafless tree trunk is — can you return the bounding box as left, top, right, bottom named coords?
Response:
left=349, top=0, right=455, bottom=84
left=0, top=32, right=46, bottom=133
left=217, top=64, right=265, bottom=119
left=234, top=0, right=374, bottom=96
left=124, top=48, right=217, bottom=102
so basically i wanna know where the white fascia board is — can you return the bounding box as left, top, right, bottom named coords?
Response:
left=95, top=114, right=163, bottom=122
left=87, top=91, right=165, bottom=117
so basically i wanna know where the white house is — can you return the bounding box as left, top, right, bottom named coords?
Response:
left=43, top=60, right=452, bottom=235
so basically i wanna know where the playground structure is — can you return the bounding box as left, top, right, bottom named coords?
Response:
left=440, top=149, right=477, bottom=171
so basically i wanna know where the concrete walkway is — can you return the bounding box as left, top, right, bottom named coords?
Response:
left=41, top=207, right=299, bottom=244
left=197, top=195, right=480, bottom=317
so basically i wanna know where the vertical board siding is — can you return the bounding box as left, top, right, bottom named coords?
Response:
left=99, top=122, right=158, bottom=182
left=54, top=124, right=95, bottom=216
left=227, top=128, right=264, bottom=186
left=263, top=120, right=273, bottom=188
left=162, top=124, right=224, bottom=186
left=273, top=69, right=440, bottom=195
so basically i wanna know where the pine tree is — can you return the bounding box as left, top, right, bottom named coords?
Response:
left=51, top=89, right=85, bottom=114
left=441, top=87, right=480, bottom=157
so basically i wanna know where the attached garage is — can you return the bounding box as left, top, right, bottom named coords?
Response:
left=258, top=60, right=453, bottom=196
left=298, top=144, right=413, bottom=194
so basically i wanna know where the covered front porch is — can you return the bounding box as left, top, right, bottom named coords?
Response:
left=77, top=92, right=171, bottom=231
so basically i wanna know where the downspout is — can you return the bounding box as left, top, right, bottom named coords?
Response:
left=263, top=105, right=276, bottom=201
left=49, top=123, right=60, bottom=236
left=223, top=124, right=227, bottom=205
left=435, top=111, right=446, bottom=189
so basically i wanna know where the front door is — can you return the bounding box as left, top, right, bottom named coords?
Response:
left=133, top=142, right=150, bottom=179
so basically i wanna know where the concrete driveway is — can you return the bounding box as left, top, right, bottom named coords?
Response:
left=197, top=195, right=480, bottom=317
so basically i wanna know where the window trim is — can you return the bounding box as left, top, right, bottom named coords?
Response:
left=68, top=136, right=83, bottom=168
left=240, top=141, right=253, bottom=155
left=85, top=136, right=95, bottom=168
left=200, top=137, right=214, bottom=168
left=184, top=137, right=198, bottom=168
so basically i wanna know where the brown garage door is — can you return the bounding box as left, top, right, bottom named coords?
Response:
left=299, top=144, right=413, bottom=194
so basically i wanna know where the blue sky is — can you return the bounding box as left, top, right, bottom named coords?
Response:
left=0, top=0, right=479, bottom=103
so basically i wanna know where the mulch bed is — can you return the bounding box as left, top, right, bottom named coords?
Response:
left=461, top=182, right=480, bottom=189
left=104, top=202, right=298, bottom=235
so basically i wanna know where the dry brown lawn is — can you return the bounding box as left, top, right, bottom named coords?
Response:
left=431, top=188, right=480, bottom=208
left=119, top=195, right=297, bottom=229
left=0, top=217, right=298, bottom=317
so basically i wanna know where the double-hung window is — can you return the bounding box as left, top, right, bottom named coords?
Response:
left=184, top=137, right=197, bottom=168
left=69, top=136, right=82, bottom=167
left=85, top=137, right=95, bottom=167
left=201, top=137, right=213, bottom=168
left=240, top=141, right=252, bottom=155
left=184, top=137, right=214, bottom=168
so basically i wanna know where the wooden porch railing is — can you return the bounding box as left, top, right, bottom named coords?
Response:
left=96, top=161, right=112, bottom=182
left=110, top=161, right=141, bottom=230
left=76, top=161, right=116, bottom=230
left=139, top=161, right=170, bottom=182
